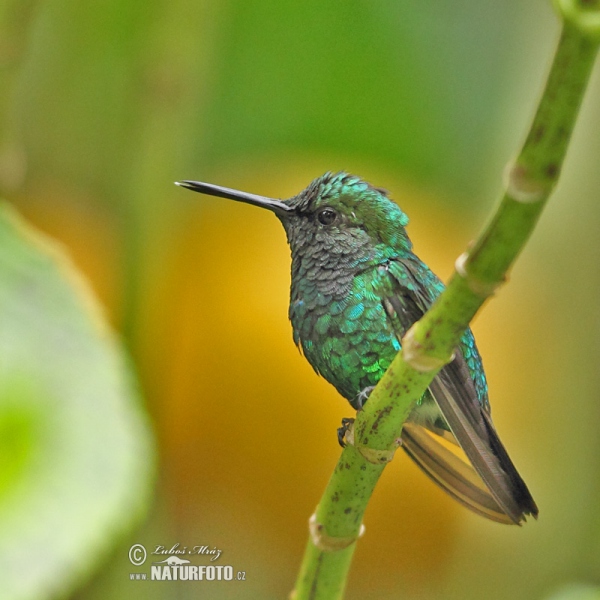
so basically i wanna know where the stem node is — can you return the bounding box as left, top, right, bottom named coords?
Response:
left=455, top=252, right=504, bottom=297
left=504, top=162, right=549, bottom=203
left=555, top=0, right=600, bottom=39
left=308, top=514, right=365, bottom=551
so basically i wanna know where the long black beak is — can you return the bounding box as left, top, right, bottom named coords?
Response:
left=176, top=180, right=293, bottom=217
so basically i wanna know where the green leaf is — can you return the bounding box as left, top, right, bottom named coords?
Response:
left=0, top=204, right=154, bottom=600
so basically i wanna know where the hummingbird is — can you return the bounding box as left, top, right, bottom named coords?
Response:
left=176, top=172, right=538, bottom=525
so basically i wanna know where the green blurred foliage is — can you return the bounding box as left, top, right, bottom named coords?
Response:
left=1, top=0, right=600, bottom=599
left=545, top=584, right=600, bottom=600
left=0, top=205, right=154, bottom=599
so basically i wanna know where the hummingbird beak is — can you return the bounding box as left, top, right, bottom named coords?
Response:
left=176, top=180, right=293, bottom=217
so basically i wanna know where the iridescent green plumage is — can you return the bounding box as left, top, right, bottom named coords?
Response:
left=283, top=174, right=487, bottom=417
left=177, top=172, right=537, bottom=524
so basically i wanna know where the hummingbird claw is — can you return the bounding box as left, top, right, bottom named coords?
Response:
left=351, top=386, right=376, bottom=411
left=337, top=417, right=356, bottom=448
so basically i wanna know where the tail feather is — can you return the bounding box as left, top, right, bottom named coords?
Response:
left=401, top=423, right=516, bottom=525
left=422, top=366, right=538, bottom=524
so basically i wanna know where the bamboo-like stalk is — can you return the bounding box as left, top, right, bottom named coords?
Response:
left=292, top=5, right=600, bottom=599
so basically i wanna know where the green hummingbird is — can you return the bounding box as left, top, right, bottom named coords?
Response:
left=177, top=172, right=538, bottom=525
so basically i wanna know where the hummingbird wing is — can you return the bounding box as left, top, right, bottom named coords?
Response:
left=384, top=258, right=538, bottom=525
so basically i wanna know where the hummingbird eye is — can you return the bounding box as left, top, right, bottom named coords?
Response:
left=317, top=207, right=338, bottom=226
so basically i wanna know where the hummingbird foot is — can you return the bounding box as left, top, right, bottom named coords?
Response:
left=337, top=417, right=355, bottom=448
left=351, top=386, right=376, bottom=410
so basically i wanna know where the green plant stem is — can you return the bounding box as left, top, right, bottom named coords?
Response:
left=292, top=8, right=599, bottom=600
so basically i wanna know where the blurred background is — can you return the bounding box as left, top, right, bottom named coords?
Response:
left=1, top=0, right=600, bottom=598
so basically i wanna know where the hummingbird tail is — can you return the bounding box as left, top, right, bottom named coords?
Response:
left=421, top=366, right=539, bottom=525
left=401, top=423, right=517, bottom=524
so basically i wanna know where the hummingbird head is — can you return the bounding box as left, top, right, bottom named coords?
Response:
left=281, top=172, right=411, bottom=254
left=177, top=172, right=412, bottom=263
